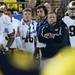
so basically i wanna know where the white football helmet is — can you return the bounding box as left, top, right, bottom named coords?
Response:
left=68, top=1, right=75, bottom=9
left=66, top=1, right=75, bottom=18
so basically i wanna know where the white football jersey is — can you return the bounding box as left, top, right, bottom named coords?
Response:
left=0, top=32, right=6, bottom=47
left=7, top=17, right=21, bottom=36
left=7, top=17, right=21, bottom=48
left=18, top=20, right=37, bottom=53
left=0, top=14, right=11, bottom=47
left=0, top=13, right=11, bottom=32
left=62, top=16, right=75, bottom=47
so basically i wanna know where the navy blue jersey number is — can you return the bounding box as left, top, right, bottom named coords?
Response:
left=25, top=37, right=33, bottom=43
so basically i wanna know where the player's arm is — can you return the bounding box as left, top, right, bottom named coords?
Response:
left=6, top=29, right=15, bottom=49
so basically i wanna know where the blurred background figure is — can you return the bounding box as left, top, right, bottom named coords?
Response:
left=44, top=2, right=52, bottom=13
left=41, top=47, right=75, bottom=75
left=55, top=6, right=65, bottom=21
left=61, top=0, right=70, bottom=11
left=29, top=0, right=42, bottom=19
left=29, top=0, right=37, bottom=8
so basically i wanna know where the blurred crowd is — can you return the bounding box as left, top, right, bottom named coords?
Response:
left=0, top=1, right=75, bottom=75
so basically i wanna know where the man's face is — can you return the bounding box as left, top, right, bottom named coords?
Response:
left=37, top=8, right=45, bottom=19
left=23, top=11, right=32, bottom=22
left=47, top=13, right=57, bottom=25
left=6, top=11, right=12, bottom=17
left=69, top=9, right=75, bottom=19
